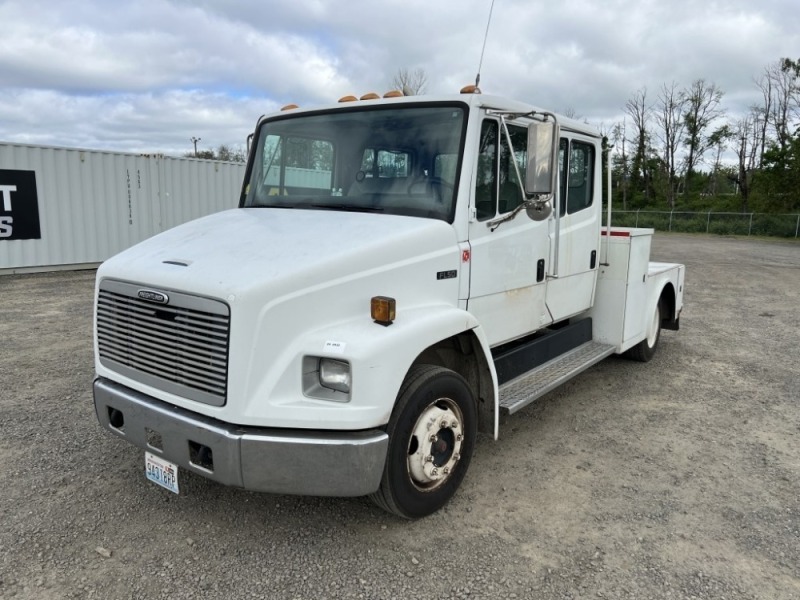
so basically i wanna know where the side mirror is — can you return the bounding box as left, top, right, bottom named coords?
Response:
left=524, top=121, right=557, bottom=196
left=526, top=201, right=552, bottom=221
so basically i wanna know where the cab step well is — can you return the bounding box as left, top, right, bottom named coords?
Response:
left=499, top=340, right=615, bottom=415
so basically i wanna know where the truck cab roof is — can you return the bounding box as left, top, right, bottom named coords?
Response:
left=260, top=92, right=602, bottom=139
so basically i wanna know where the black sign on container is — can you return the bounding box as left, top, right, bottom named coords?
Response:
left=0, top=169, right=42, bottom=240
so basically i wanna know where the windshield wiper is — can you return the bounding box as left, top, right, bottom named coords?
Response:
left=253, top=202, right=311, bottom=209
left=311, top=203, right=384, bottom=213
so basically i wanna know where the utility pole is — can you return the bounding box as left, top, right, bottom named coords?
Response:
left=191, top=137, right=201, bottom=157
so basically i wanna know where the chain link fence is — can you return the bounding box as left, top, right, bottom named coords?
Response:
left=609, top=210, right=800, bottom=238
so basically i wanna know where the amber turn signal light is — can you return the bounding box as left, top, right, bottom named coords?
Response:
left=371, top=296, right=396, bottom=326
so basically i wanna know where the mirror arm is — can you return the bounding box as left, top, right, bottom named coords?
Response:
left=499, top=115, right=528, bottom=207
left=487, top=114, right=558, bottom=231
left=485, top=111, right=564, bottom=230
left=486, top=115, right=536, bottom=232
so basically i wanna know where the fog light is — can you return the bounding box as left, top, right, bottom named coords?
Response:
left=108, top=407, right=125, bottom=431
left=319, top=359, right=351, bottom=393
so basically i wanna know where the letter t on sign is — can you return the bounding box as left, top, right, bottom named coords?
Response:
left=0, top=185, right=16, bottom=211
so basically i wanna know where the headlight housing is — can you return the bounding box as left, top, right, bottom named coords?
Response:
left=302, top=356, right=352, bottom=401
left=319, top=358, right=351, bottom=393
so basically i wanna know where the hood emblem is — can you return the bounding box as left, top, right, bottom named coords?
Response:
left=138, top=289, right=169, bottom=304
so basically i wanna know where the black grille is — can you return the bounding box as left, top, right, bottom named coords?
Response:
left=97, top=282, right=230, bottom=405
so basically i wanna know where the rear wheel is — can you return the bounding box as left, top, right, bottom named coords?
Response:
left=370, top=364, right=477, bottom=519
left=626, top=301, right=662, bottom=362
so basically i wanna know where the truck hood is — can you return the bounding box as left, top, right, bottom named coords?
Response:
left=98, top=208, right=459, bottom=298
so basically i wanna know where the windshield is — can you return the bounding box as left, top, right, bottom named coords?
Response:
left=243, top=103, right=467, bottom=222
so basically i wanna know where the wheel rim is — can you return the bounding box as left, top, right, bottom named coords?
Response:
left=646, top=304, right=661, bottom=348
left=407, top=398, right=465, bottom=491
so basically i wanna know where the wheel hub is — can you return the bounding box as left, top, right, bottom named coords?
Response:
left=407, top=400, right=464, bottom=490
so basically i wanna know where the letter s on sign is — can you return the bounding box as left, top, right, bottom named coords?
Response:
left=0, top=216, right=12, bottom=238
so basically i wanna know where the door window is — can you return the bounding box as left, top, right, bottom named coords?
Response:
left=475, top=120, right=527, bottom=220
left=558, top=139, right=595, bottom=216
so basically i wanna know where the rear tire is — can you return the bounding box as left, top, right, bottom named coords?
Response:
left=370, top=364, right=477, bottom=519
left=626, top=301, right=662, bottom=362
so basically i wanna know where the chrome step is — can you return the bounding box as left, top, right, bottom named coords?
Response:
left=499, top=340, right=616, bottom=414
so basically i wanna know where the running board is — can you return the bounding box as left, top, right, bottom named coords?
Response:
left=499, top=341, right=616, bottom=415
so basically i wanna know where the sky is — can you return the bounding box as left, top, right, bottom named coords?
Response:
left=0, top=0, right=797, bottom=158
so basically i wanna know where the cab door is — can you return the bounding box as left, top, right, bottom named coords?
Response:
left=545, top=136, right=601, bottom=321
left=466, top=118, right=552, bottom=347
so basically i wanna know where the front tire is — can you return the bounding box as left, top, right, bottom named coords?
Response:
left=370, top=364, right=477, bottom=519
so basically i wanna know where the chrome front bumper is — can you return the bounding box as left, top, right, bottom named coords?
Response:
left=93, top=378, right=389, bottom=497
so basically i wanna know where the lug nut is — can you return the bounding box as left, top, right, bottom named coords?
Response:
left=440, top=420, right=448, bottom=428
left=431, top=468, right=438, bottom=476
left=453, top=453, right=461, bottom=462
left=451, top=422, right=458, bottom=429
left=429, top=434, right=437, bottom=442
left=425, top=455, right=434, bottom=463
left=443, top=467, right=450, bottom=474
left=456, top=434, right=463, bottom=442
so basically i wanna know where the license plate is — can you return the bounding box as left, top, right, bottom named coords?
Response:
left=145, top=452, right=179, bottom=494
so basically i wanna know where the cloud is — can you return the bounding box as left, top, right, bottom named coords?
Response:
left=0, top=0, right=798, bottom=153
left=0, top=88, right=270, bottom=155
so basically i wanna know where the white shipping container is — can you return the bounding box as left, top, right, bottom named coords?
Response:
left=0, top=142, right=246, bottom=273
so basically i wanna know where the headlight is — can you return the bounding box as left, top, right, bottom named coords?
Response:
left=319, top=358, right=351, bottom=393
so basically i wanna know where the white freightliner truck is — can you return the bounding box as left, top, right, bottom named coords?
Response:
left=93, top=87, right=685, bottom=518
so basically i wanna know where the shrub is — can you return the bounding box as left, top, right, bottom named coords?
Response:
left=609, top=211, right=799, bottom=238
left=751, top=214, right=799, bottom=238
left=708, top=214, right=750, bottom=235
left=672, top=214, right=708, bottom=233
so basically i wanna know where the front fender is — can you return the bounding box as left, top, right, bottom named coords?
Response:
left=240, top=303, right=494, bottom=430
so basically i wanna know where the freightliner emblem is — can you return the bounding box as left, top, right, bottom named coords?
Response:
left=137, top=289, right=169, bottom=304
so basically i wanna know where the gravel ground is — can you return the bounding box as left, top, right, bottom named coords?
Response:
left=1, top=234, right=798, bottom=600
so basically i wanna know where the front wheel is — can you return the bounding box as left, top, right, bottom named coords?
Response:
left=370, top=365, right=477, bottom=519
left=626, top=301, right=662, bottom=362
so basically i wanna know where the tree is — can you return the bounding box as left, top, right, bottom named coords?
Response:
left=773, top=59, right=800, bottom=152
left=706, top=124, right=733, bottom=198
left=625, top=88, right=653, bottom=205
left=751, top=59, right=800, bottom=168
left=682, top=79, right=724, bottom=197
left=731, top=112, right=764, bottom=213
left=604, top=57, right=800, bottom=213
left=185, top=145, right=246, bottom=162
left=216, top=144, right=247, bottom=163
left=610, top=121, right=629, bottom=210
left=753, top=69, right=774, bottom=167
left=654, top=82, right=686, bottom=208
left=759, top=128, right=800, bottom=212
left=750, top=58, right=800, bottom=212
left=391, top=68, right=428, bottom=96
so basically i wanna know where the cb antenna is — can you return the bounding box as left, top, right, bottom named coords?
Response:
left=475, top=0, right=497, bottom=90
